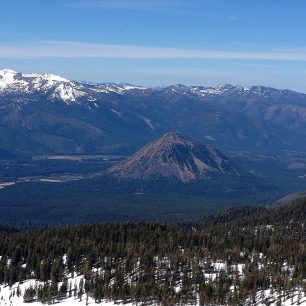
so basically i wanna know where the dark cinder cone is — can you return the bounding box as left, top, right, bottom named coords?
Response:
left=107, top=132, right=240, bottom=182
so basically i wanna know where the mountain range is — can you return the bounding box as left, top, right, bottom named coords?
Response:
left=1, top=68, right=306, bottom=158
left=0, top=69, right=301, bottom=226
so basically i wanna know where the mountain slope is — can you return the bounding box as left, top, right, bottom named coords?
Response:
left=107, top=132, right=240, bottom=182
left=0, top=68, right=81, bottom=103
left=0, top=199, right=304, bottom=305
left=2, top=68, right=306, bottom=157
left=0, top=69, right=147, bottom=103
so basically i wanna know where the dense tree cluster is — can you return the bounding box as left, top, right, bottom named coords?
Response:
left=194, top=199, right=305, bottom=228
left=0, top=199, right=305, bottom=305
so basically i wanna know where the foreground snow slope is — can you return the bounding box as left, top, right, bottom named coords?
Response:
left=0, top=279, right=133, bottom=306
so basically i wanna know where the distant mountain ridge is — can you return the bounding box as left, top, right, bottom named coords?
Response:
left=108, top=132, right=240, bottom=182
left=0, top=69, right=147, bottom=103
left=1, top=68, right=303, bottom=104
left=1, top=68, right=306, bottom=157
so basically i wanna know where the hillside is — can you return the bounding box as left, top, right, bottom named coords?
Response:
left=2, top=69, right=306, bottom=158
left=108, top=132, right=240, bottom=182
left=0, top=199, right=305, bottom=305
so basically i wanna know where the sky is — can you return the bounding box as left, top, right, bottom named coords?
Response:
left=0, top=0, right=305, bottom=91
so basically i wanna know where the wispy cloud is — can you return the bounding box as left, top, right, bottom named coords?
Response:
left=66, top=0, right=185, bottom=10
left=228, top=15, right=237, bottom=21
left=64, top=1, right=237, bottom=19
left=0, top=41, right=306, bottom=62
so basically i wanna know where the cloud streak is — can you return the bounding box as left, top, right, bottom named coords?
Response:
left=0, top=41, right=306, bottom=62
left=66, top=0, right=199, bottom=10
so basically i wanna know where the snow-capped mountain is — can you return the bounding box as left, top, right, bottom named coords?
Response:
left=1, top=68, right=304, bottom=104
left=108, top=132, right=240, bottom=182
left=0, top=69, right=69, bottom=89
left=1, top=68, right=306, bottom=157
left=0, top=69, right=147, bottom=103
left=0, top=69, right=87, bottom=103
left=163, top=83, right=302, bottom=99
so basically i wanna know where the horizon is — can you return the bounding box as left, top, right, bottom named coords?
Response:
left=0, top=0, right=305, bottom=92
left=1, top=66, right=305, bottom=94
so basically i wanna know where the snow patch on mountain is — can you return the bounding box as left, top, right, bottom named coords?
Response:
left=25, top=73, right=69, bottom=83
left=0, top=69, right=69, bottom=90
left=139, top=115, right=154, bottom=130
left=191, top=84, right=249, bottom=96
left=0, top=69, right=20, bottom=88
left=0, top=69, right=83, bottom=103
left=93, top=83, right=147, bottom=95
left=51, top=83, right=86, bottom=103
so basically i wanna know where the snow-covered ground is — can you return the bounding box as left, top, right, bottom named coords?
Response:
left=1, top=275, right=305, bottom=306
left=1, top=279, right=305, bottom=306
left=0, top=279, right=133, bottom=306
left=246, top=288, right=306, bottom=306
left=0, top=258, right=304, bottom=305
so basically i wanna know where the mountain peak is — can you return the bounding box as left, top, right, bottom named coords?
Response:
left=159, top=131, right=188, bottom=142
left=107, top=132, right=239, bottom=182
left=0, top=68, right=70, bottom=91
left=0, top=68, right=82, bottom=103
left=0, top=68, right=17, bottom=74
left=0, top=68, right=69, bottom=82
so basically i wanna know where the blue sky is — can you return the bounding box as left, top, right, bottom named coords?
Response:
left=0, top=0, right=305, bottom=91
